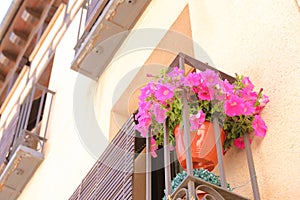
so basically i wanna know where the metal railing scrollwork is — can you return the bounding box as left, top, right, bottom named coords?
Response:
left=145, top=53, right=259, bottom=200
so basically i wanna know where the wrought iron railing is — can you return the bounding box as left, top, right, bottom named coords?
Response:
left=69, top=53, right=261, bottom=200
left=0, top=84, right=55, bottom=171
left=74, top=0, right=110, bottom=52
left=144, top=53, right=259, bottom=200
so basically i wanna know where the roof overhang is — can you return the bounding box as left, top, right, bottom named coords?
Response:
left=0, top=0, right=66, bottom=105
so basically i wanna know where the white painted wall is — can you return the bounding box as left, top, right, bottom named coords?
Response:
left=94, top=0, right=189, bottom=136
left=18, top=2, right=98, bottom=200
left=14, top=0, right=300, bottom=199
left=189, top=1, right=300, bottom=199
left=96, top=0, right=300, bottom=199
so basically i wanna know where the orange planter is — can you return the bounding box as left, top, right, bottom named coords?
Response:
left=174, top=121, right=225, bottom=171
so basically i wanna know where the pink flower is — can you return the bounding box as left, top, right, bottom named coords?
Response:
left=138, top=101, right=152, bottom=111
left=201, top=69, right=220, bottom=87
left=259, top=94, right=269, bottom=107
left=184, top=73, right=201, bottom=87
left=197, top=85, right=213, bottom=100
left=153, top=103, right=167, bottom=123
left=154, top=84, right=174, bottom=101
left=150, top=137, right=158, bottom=157
left=242, top=77, right=254, bottom=90
left=135, top=125, right=149, bottom=138
left=167, top=67, right=184, bottom=78
left=233, top=137, right=252, bottom=149
left=225, top=94, right=245, bottom=116
left=139, top=82, right=155, bottom=102
left=135, top=110, right=151, bottom=137
left=135, top=109, right=151, bottom=125
left=221, top=79, right=234, bottom=94
left=255, top=94, right=269, bottom=114
left=189, top=110, right=206, bottom=131
left=240, top=89, right=258, bottom=103
left=252, top=115, right=267, bottom=137
left=243, top=101, right=255, bottom=115
left=169, top=146, right=174, bottom=151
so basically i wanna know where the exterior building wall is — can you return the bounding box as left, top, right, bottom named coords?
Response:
left=17, top=1, right=98, bottom=200
left=96, top=0, right=300, bottom=199
left=188, top=1, right=300, bottom=199
left=6, top=0, right=300, bottom=199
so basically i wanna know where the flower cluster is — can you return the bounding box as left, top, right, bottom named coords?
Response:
left=135, top=67, right=269, bottom=157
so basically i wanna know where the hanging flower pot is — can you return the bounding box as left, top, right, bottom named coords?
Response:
left=135, top=67, right=269, bottom=158
left=174, top=121, right=225, bottom=171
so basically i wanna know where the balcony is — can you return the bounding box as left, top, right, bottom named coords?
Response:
left=71, top=0, right=151, bottom=80
left=0, top=84, right=54, bottom=200
left=70, top=53, right=262, bottom=199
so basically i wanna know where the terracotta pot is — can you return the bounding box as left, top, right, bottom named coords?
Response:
left=174, top=121, right=225, bottom=171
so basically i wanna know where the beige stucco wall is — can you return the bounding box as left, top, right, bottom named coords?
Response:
left=10, top=0, right=300, bottom=199
left=189, top=0, right=300, bottom=199
left=18, top=1, right=98, bottom=199
left=97, top=0, right=300, bottom=199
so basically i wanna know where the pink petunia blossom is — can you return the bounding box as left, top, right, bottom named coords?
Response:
left=259, top=94, right=269, bottom=107
left=255, top=94, right=269, bottom=114
left=138, top=101, right=152, bottom=111
left=184, top=73, right=201, bottom=87
left=242, top=77, right=254, bottom=90
left=135, top=111, right=151, bottom=137
left=150, top=137, right=158, bottom=157
left=243, top=101, right=256, bottom=115
left=167, top=67, right=184, bottom=79
left=252, top=115, right=267, bottom=137
left=233, top=137, right=252, bottom=149
left=221, top=79, right=234, bottom=94
left=197, top=85, right=213, bottom=100
left=154, top=84, right=174, bottom=101
left=201, top=69, right=220, bottom=87
left=240, top=89, right=258, bottom=104
left=189, top=110, right=206, bottom=131
left=224, top=94, right=245, bottom=116
left=135, top=116, right=150, bottom=137
left=135, top=109, right=151, bottom=125
left=169, top=145, right=174, bottom=151
left=135, top=125, right=149, bottom=138
left=139, top=82, right=155, bottom=102
left=153, top=103, right=167, bottom=123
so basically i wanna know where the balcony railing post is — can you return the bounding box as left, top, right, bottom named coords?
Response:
left=40, top=88, right=55, bottom=152
left=163, top=120, right=171, bottom=197
left=34, top=89, right=46, bottom=136
left=12, top=99, right=23, bottom=148
left=146, top=126, right=152, bottom=200
left=16, top=94, right=29, bottom=137
left=212, top=115, right=227, bottom=189
left=244, top=133, right=261, bottom=200
left=179, top=56, right=196, bottom=200
left=23, top=85, right=36, bottom=131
